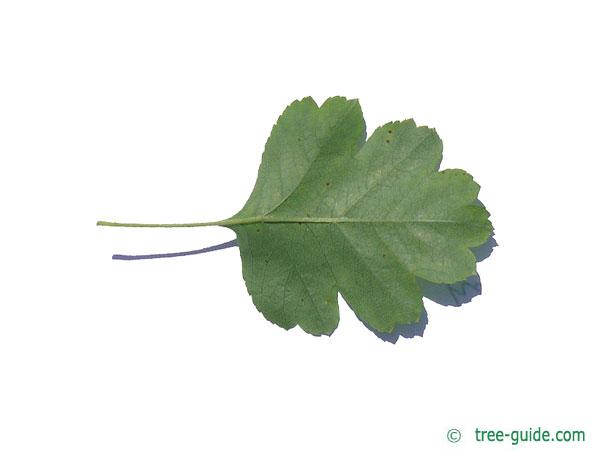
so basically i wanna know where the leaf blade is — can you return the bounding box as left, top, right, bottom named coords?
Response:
left=229, top=97, right=493, bottom=335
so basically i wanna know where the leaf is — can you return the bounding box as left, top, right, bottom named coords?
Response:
left=97, top=95, right=494, bottom=337
left=227, top=96, right=493, bottom=336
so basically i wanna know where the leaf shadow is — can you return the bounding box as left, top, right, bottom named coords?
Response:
left=359, top=234, right=497, bottom=343
left=128, top=227, right=495, bottom=342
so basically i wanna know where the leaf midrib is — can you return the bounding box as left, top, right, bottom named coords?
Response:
left=222, top=216, right=474, bottom=226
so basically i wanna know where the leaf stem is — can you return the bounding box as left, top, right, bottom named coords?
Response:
left=96, top=220, right=224, bottom=228
left=96, top=216, right=270, bottom=228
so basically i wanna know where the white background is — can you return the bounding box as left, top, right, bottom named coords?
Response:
left=1, top=1, right=599, bottom=449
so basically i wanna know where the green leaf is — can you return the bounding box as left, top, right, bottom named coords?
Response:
left=96, top=95, right=494, bottom=337
left=228, top=96, right=492, bottom=336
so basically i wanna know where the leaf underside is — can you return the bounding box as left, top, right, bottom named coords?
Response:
left=229, top=96, right=493, bottom=336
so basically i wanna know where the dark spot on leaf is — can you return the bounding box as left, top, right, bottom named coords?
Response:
left=256, top=228, right=260, bottom=232
left=388, top=129, right=392, bottom=134
left=265, top=259, right=268, bottom=264
left=326, top=181, right=331, bottom=186
left=297, top=137, right=301, bottom=142
left=386, top=139, right=390, bottom=143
